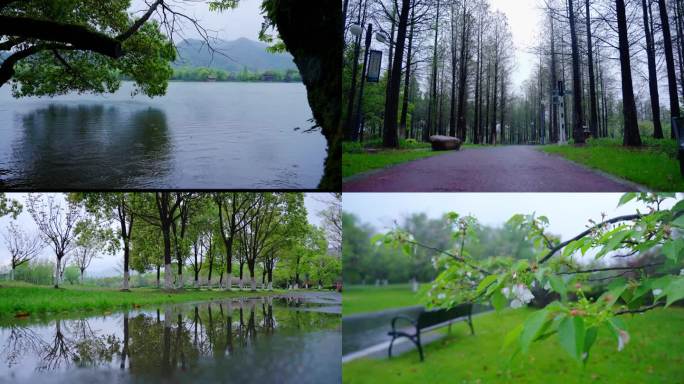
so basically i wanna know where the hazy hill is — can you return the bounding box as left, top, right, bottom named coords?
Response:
left=174, top=38, right=297, bottom=72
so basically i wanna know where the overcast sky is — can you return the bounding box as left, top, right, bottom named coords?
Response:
left=0, top=193, right=328, bottom=278
left=343, top=193, right=674, bottom=241
left=489, top=0, right=538, bottom=90
left=130, top=0, right=265, bottom=41
left=130, top=0, right=538, bottom=89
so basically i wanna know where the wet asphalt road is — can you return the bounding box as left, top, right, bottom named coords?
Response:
left=343, top=146, right=642, bottom=192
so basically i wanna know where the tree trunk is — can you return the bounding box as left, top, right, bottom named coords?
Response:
left=585, top=0, right=599, bottom=138
left=54, top=255, right=62, bottom=288
left=643, top=0, right=663, bottom=138
left=156, top=265, right=160, bottom=288
left=268, top=269, right=273, bottom=291
left=456, top=3, right=469, bottom=141
left=449, top=2, right=458, bottom=138
left=426, top=0, right=441, bottom=142
left=568, top=0, right=586, bottom=143
left=616, top=0, right=642, bottom=146
left=122, top=245, right=130, bottom=291
left=659, top=0, right=682, bottom=131
left=399, top=6, right=415, bottom=140
left=549, top=11, right=558, bottom=142
left=161, top=224, right=172, bottom=290
left=164, top=263, right=172, bottom=290
left=382, top=0, right=411, bottom=148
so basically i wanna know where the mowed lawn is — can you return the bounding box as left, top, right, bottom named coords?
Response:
left=0, top=281, right=283, bottom=319
left=540, top=138, right=684, bottom=191
left=343, top=149, right=448, bottom=179
left=344, top=284, right=424, bottom=316
left=343, top=307, right=684, bottom=384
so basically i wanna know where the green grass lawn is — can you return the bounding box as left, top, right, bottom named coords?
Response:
left=0, top=281, right=284, bottom=319
left=344, top=307, right=684, bottom=383
left=540, top=138, right=684, bottom=191
left=344, top=284, right=424, bottom=316
left=343, top=149, right=449, bottom=178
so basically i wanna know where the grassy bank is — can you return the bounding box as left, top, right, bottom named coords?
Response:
left=343, top=140, right=481, bottom=179
left=0, top=281, right=284, bottom=319
left=344, top=307, right=684, bottom=383
left=343, top=284, right=423, bottom=316
left=343, top=149, right=449, bottom=178
left=540, top=137, right=684, bottom=191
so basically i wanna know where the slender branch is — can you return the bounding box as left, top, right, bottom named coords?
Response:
left=116, top=0, right=164, bottom=41
left=538, top=214, right=643, bottom=264
left=614, top=302, right=665, bottom=315
left=405, top=239, right=491, bottom=275
left=557, top=263, right=663, bottom=275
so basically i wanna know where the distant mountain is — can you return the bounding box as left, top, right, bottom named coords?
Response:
left=173, top=38, right=297, bottom=72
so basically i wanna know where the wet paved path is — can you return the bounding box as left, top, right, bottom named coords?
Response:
left=343, top=146, right=644, bottom=192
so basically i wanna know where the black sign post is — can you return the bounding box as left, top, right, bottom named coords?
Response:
left=367, top=50, right=382, bottom=83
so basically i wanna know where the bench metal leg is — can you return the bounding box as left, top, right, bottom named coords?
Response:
left=468, top=315, right=475, bottom=335
left=416, top=333, right=424, bottom=362
left=388, top=336, right=396, bottom=358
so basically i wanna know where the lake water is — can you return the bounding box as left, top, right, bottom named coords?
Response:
left=0, top=82, right=327, bottom=189
left=0, top=293, right=341, bottom=384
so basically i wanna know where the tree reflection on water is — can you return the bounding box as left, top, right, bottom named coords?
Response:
left=0, top=296, right=340, bottom=381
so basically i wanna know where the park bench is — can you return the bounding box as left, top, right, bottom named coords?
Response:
left=387, top=303, right=474, bottom=361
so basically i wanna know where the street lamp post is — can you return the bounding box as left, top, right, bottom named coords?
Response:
left=350, top=23, right=373, bottom=143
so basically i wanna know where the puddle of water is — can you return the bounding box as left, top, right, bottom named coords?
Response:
left=0, top=293, right=341, bottom=384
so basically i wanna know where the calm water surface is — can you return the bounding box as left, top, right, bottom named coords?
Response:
left=0, top=82, right=326, bottom=189
left=0, top=293, right=341, bottom=384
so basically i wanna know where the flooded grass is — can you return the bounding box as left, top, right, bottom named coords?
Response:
left=0, top=281, right=288, bottom=319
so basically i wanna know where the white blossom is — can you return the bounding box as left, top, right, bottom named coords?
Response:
left=617, top=330, right=630, bottom=352
left=510, top=299, right=523, bottom=309
left=543, top=281, right=551, bottom=291
left=512, top=284, right=535, bottom=304
left=437, top=293, right=446, bottom=300
left=502, top=287, right=511, bottom=299
left=653, top=289, right=663, bottom=296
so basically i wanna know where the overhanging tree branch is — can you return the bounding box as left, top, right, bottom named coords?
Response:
left=0, top=16, right=123, bottom=58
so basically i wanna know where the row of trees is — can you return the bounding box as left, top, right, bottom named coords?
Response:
left=343, top=211, right=550, bottom=284
left=343, top=0, right=684, bottom=147
left=171, top=67, right=303, bottom=82
left=515, top=0, right=681, bottom=146
left=343, top=0, right=517, bottom=145
left=1, top=193, right=341, bottom=291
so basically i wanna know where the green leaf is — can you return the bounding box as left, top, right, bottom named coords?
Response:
left=547, top=275, right=567, bottom=302
left=401, top=243, right=411, bottom=255
left=596, top=230, right=632, bottom=258
left=558, top=315, right=585, bottom=361
left=519, top=309, right=549, bottom=353
left=369, top=234, right=384, bottom=245
left=583, top=327, right=598, bottom=363
left=491, top=290, right=507, bottom=311
left=618, top=193, right=637, bottom=207
left=672, top=215, right=684, bottom=229
left=671, top=200, right=684, bottom=213
left=662, top=239, right=684, bottom=262
left=599, top=284, right=627, bottom=307
left=665, top=277, right=684, bottom=307
left=477, top=274, right=498, bottom=294
left=503, top=323, right=523, bottom=350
